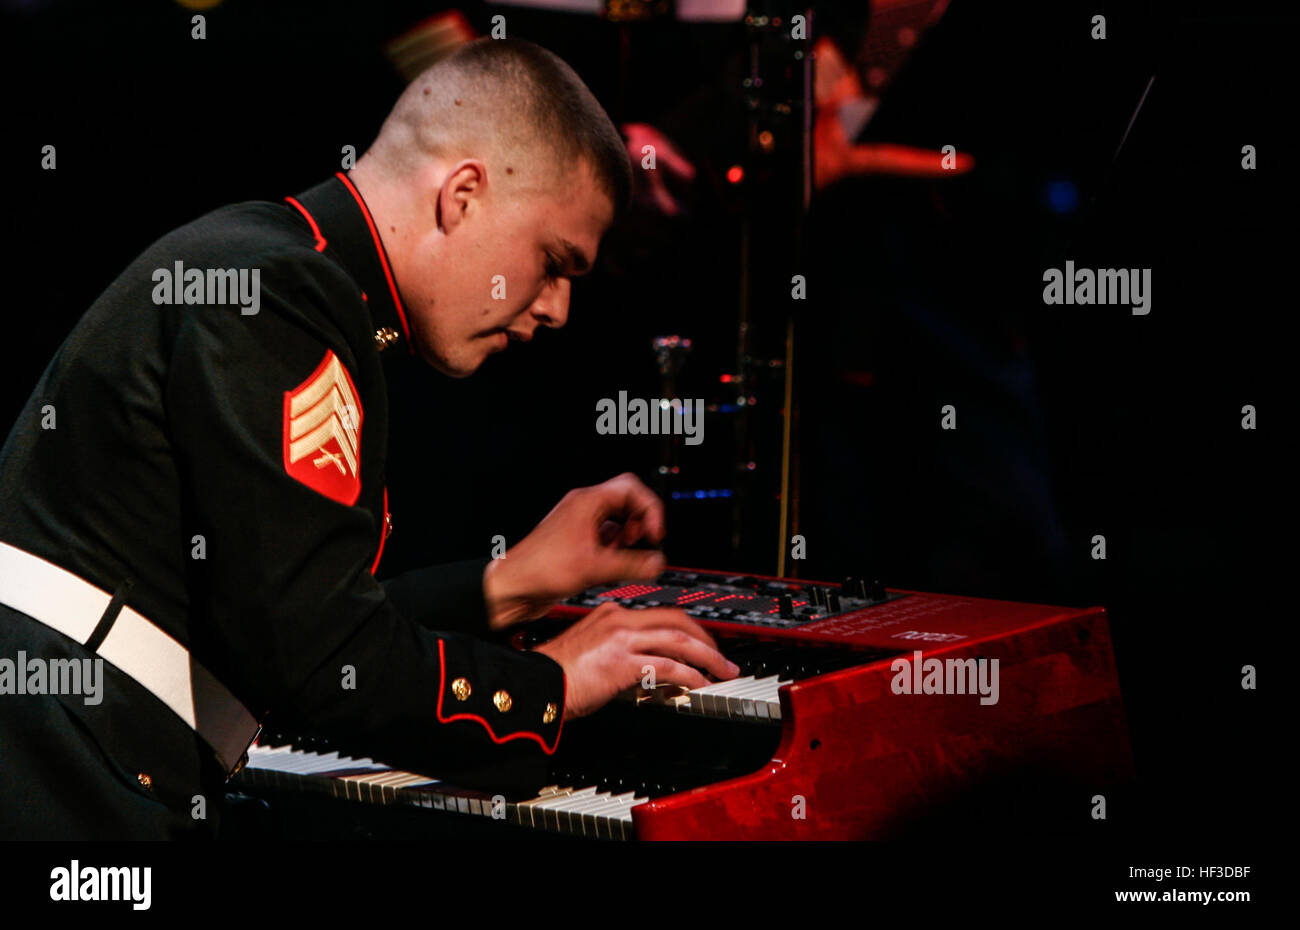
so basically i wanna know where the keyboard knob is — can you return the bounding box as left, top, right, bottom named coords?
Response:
left=870, top=579, right=887, bottom=601
left=827, top=592, right=842, bottom=613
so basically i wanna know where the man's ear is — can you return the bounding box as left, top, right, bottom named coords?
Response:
left=438, top=159, right=486, bottom=234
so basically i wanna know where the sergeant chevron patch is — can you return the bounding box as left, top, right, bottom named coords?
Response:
left=283, top=349, right=363, bottom=505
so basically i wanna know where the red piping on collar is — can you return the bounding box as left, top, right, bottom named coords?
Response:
left=284, top=197, right=328, bottom=252
left=335, top=171, right=415, bottom=355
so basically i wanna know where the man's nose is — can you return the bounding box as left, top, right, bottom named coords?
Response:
left=530, top=278, right=570, bottom=329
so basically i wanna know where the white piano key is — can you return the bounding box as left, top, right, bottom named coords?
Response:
left=742, top=675, right=787, bottom=713
left=569, top=793, right=620, bottom=837
left=268, top=749, right=317, bottom=773
left=553, top=789, right=619, bottom=837
left=532, top=786, right=600, bottom=832
left=247, top=744, right=293, bottom=760
left=593, top=801, right=632, bottom=839
left=689, top=676, right=755, bottom=715
left=724, top=675, right=784, bottom=718
left=712, top=676, right=769, bottom=712
left=346, top=770, right=430, bottom=803
left=697, top=676, right=767, bottom=716
left=586, top=791, right=639, bottom=839
left=705, top=676, right=759, bottom=712
left=249, top=746, right=314, bottom=772
left=548, top=788, right=607, bottom=814
left=540, top=786, right=596, bottom=831
left=614, top=796, right=649, bottom=840
left=764, top=680, right=793, bottom=720
left=282, top=750, right=342, bottom=774
left=344, top=770, right=408, bottom=788
left=722, top=676, right=769, bottom=712
left=722, top=674, right=789, bottom=719
left=516, top=786, right=573, bottom=829
left=244, top=745, right=301, bottom=772
left=383, top=772, right=441, bottom=790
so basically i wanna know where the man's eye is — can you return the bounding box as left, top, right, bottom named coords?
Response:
left=544, top=255, right=563, bottom=279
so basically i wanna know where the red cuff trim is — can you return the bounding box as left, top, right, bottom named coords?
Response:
left=435, top=639, right=563, bottom=754
left=285, top=196, right=328, bottom=252
left=335, top=171, right=415, bottom=355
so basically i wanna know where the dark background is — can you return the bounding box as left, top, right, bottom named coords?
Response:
left=0, top=0, right=1287, bottom=841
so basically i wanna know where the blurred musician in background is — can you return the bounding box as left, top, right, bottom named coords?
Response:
left=0, top=38, right=735, bottom=840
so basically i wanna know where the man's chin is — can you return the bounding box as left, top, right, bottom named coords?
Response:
left=415, top=334, right=500, bottom=379
left=418, top=346, right=479, bottom=379
left=434, top=359, right=479, bottom=379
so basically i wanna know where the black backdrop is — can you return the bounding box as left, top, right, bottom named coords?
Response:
left=0, top=0, right=1287, bottom=845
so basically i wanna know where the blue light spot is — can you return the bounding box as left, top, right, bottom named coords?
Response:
left=672, top=488, right=734, bottom=500
left=1045, top=179, right=1079, bottom=214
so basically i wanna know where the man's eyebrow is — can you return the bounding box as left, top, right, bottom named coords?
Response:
left=559, top=239, right=592, bottom=275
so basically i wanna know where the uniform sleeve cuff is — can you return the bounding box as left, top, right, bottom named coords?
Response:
left=436, top=638, right=566, bottom=753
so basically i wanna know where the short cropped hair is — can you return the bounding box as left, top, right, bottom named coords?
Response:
left=369, top=38, right=632, bottom=216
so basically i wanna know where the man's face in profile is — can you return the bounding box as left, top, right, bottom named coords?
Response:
left=401, top=158, right=614, bottom=378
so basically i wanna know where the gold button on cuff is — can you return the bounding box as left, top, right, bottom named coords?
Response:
left=374, top=327, right=401, bottom=352
left=451, top=677, right=472, bottom=701
left=137, top=773, right=153, bottom=792
left=493, top=690, right=513, bottom=713
left=542, top=702, right=558, bottom=725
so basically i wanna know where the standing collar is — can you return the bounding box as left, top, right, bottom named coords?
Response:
left=286, top=172, right=415, bottom=357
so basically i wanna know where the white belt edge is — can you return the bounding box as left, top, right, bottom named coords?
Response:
left=0, top=540, right=259, bottom=775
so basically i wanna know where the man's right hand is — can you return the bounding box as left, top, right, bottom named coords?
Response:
left=533, top=603, right=739, bottom=720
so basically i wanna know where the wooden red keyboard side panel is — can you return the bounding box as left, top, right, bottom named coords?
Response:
left=633, top=607, right=1133, bottom=840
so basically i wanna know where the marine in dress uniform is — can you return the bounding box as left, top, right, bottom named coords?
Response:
left=0, top=172, right=567, bottom=839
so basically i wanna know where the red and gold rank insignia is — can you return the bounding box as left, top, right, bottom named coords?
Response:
left=283, top=349, right=363, bottom=505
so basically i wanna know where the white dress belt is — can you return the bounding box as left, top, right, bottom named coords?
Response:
left=0, top=540, right=259, bottom=776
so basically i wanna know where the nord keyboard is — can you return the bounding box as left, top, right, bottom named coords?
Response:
left=228, top=569, right=1133, bottom=839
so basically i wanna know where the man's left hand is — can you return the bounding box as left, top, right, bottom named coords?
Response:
left=482, top=472, right=668, bottom=631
